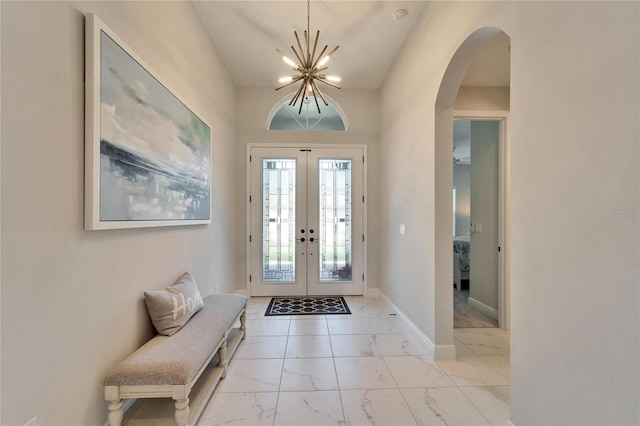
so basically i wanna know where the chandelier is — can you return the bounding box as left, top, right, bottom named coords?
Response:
left=275, top=0, right=341, bottom=114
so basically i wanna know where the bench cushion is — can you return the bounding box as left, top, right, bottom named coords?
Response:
left=104, top=294, right=247, bottom=387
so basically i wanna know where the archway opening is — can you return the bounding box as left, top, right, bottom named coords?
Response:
left=433, top=27, right=511, bottom=358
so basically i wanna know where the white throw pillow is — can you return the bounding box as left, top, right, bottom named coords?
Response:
left=144, top=272, right=204, bottom=336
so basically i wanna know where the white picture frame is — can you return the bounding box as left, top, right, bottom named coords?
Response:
left=85, top=14, right=212, bottom=230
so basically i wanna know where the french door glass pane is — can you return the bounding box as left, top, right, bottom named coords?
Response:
left=262, top=159, right=296, bottom=282
left=319, top=159, right=352, bottom=281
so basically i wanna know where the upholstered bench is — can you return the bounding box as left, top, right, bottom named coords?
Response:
left=104, top=277, right=247, bottom=426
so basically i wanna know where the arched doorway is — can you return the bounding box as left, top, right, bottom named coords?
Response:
left=433, top=27, right=511, bottom=357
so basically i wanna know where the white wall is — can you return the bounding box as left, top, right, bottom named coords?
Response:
left=0, top=3, right=3, bottom=421
left=456, top=86, right=510, bottom=111
left=235, top=87, right=380, bottom=292
left=1, top=2, right=237, bottom=424
left=380, top=1, right=639, bottom=424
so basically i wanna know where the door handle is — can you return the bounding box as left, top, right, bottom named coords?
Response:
left=309, top=237, right=315, bottom=242
left=297, top=237, right=306, bottom=242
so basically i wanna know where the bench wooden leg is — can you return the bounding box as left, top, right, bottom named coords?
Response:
left=240, top=311, right=247, bottom=340
left=219, top=338, right=229, bottom=379
left=174, top=398, right=189, bottom=426
left=106, top=399, right=123, bottom=426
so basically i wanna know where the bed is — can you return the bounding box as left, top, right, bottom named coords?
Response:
left=453, top=236, right=470, bottom=289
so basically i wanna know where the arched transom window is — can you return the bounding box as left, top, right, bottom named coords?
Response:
left=267, top=93, right=348, bottom=131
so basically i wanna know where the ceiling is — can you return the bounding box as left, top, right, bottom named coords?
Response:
left=192, top=1, right=510, bottom=91
left=192, top=1, right=425, bottom=90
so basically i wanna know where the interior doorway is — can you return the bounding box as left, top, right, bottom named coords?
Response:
left=453, top=117, right=506, bottom=329
left=248, top=146, right=365, bottom=297
left=433, top=27, right=511, bottom=360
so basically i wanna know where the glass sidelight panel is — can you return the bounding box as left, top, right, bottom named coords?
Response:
left=318, top=159, right=353, bottom=281
left=262, top=159, right=296, bottom=282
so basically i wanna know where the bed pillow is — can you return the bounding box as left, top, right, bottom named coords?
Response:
left=144, top=272, right=205, bottom=336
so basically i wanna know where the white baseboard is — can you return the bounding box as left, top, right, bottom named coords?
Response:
left=468, top=297, right=499, bottom=320
left=235, top=288, right=248, bottom=297
left=433, top=344, right=457, bottom=360
left=377, top=291, right=456, bottom=360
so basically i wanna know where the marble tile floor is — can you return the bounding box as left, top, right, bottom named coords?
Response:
left=198, top=296, right=511, bottom=426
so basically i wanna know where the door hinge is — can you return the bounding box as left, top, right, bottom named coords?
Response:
left=249, top=275, right=252, bottom=282
left=249, top=155, right=252, bottom=162
left=362, top=274, right=365, bottom=281
left=363, top=155, right=365, bottom=163
left=362, top=195, right=365, bottom=203
left=249, top=235, right=252, bottom=242
left=498, top=246, right=501, bottom=252
left=362, top=234, right=365, bottom=242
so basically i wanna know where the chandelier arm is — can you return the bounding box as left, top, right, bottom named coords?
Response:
left=315, top=76, right=341, bottom=90
left=290, top=45, right=305, bottom=68
left=294, top=31, right=307, bottom=67
left=305, top=31, right=311, bottom=66
left=310, top=30, right=320, bottom=66
left=311, top=45, right=329, bottom=69
left=275, top=76, right=304, bottom=91
left=309, top=81, right=322, bottom=114
left=298, top=81, right=307, bottom=114
left=324, top=45, right=340, bottom=59
left=311, top=80, right=329, bottom=106
left=289, top=80, right=306, bottom=107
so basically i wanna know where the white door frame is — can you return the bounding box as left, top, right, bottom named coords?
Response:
left=453, top=111, right=510, bottom=331
left=246, top=143, right=368, bottom=297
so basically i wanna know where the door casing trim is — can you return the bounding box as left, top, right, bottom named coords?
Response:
left=453, top=111, right=510, bottom=331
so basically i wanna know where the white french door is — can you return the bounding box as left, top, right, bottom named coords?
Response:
left=248, top=146, right=365, bottom=296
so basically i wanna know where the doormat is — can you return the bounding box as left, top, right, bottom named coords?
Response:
left=265, top=296, right=351, bottom=316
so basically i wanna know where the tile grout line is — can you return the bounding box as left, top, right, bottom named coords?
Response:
left=238, top=296, right=510, bottom=426
left=327, top=320, right=349, bottom=426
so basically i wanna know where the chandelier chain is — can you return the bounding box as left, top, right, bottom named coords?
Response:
left=307, top=0, right=310, bottom=35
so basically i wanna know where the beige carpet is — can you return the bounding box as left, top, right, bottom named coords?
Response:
left=454, top=289, right=498, bottom=328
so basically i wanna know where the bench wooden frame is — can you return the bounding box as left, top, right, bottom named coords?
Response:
left=105, top=308, right=246, bottom=426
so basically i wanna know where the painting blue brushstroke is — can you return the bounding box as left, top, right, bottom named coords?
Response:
left=99, top=31, right=210, bottom=221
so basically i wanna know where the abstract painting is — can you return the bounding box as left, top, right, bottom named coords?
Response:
left=85, top=14, right=211, bottom=230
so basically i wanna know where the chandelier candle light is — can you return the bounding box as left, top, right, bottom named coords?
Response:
left=276, top=0, right=341, bottom=114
